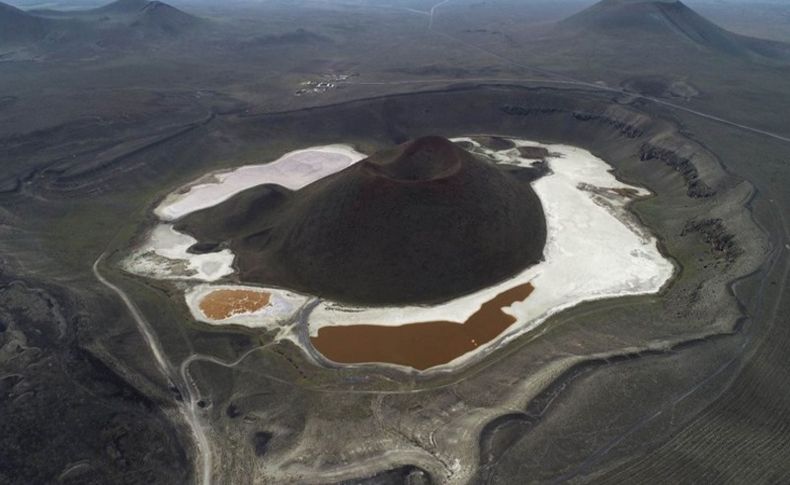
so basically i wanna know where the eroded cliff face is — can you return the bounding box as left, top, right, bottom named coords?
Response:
left=640, top=143, right=716, bottom=198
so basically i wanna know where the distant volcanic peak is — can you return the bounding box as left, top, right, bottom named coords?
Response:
left=132, top=0, right=199, bottom=33
left=139, top=1, right=192, bottom=18
left=362, top=136, right=463, bottom=183
left=559, top=0, right=773, bottom=57
left=143, top=1, right=178, bottom=13
left=96, top=0, right=149, bottom=13
left=0, top=1, right=32, bottom=19
left=0, top=2, right=22, bottom=13
left=96, top=0, right=197, bottom=22
left=567, top=0, right=699, bottom=29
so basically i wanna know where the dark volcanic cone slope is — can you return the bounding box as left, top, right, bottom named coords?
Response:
left=178, top=136, right=547, bottom=305
left=131, top=1, right=200, bottom=35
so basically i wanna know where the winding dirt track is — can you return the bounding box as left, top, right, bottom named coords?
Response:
left=429, top=0, right=452, bottom=29
left=92, top=255, right=213, bottom=485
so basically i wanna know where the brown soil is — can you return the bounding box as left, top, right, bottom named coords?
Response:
left=199, top=289, right=271, bottom=320
left=310, top=282, right=534, bottom=370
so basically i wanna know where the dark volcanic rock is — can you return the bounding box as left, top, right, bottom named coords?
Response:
left=471, top=135, right=516, bottom=151
left=682, top=218, right=742, bottom=263
left=187, top=241, right=221, bottom=254
left=226, top=403, right=241, bottom=418
left=178, top=136, right=547, bottom=305
left=502, top=160, right=551, bottom=184
left=517, top=146, right=551, bottom=159
left=639, top=143, right=715, bottom=198
left=501, top=105, right=644, bottom=138
left=252, top=432, right=272, bottom=457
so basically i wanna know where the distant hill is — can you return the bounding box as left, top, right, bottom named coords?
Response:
left=32, top=0, right=150, bottom=17
left=94, top=0, right=149, bottom=14
left=559, top=0, right=790, bottom=60
left=25, top=0, right=202, bottom=46
left=130, top=1, right=200, bottom=35
left=0, top=2, right=47, bottom=45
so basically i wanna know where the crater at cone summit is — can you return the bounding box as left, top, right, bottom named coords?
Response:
left=360, top=135, right=463, bottom=182
left=177, top=136, right=548, bottom=305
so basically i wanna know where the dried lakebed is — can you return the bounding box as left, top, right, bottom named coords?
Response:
left=123, top=138, right=674, bottom=371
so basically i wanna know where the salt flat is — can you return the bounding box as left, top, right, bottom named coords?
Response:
left=122, top=224, right=235, bottom=281
left=123, top=145, right=364, bottom=281
left=155, top=145, right=366, bottom=221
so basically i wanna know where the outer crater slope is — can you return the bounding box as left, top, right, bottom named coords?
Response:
left=176, top=136, right=547, bottom=305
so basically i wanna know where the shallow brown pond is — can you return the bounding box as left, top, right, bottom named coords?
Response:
left=310, top=282, right=534, bottom=370
left=199, top=289, right=271, bottom=320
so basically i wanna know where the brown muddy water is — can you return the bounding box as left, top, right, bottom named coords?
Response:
left=310, top=282, right=534, bottom=370
left=199, top=289, right=271, bottom=320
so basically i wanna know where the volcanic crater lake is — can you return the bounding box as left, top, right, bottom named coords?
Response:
left=125, top=137, right=674, bottom=372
